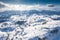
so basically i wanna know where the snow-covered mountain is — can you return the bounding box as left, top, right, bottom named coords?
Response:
left=0, top=1, right=60, bottom=40
left=0, top=10, right=60, bottom=40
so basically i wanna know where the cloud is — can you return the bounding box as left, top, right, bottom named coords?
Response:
left=0, top=4, right=5, bottom=8
left=47, top=4, right=54, bottom=7
left=0, top=2, right=60, bottom=12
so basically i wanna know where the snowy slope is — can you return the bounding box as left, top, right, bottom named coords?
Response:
left=0, top=13, right=60, bottom=40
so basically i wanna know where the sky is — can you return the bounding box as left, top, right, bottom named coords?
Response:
left=0, top=0, right=60, bottom=5
left=0, top=0, right=60, bottom=12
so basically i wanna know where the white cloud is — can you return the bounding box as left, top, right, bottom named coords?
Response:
left=0, top=2, right=60, bottom=12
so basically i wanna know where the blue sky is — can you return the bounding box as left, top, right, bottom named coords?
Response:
left=0, top=0, right=60, bottom=12
left=0, top=0, right=60, bottom=5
